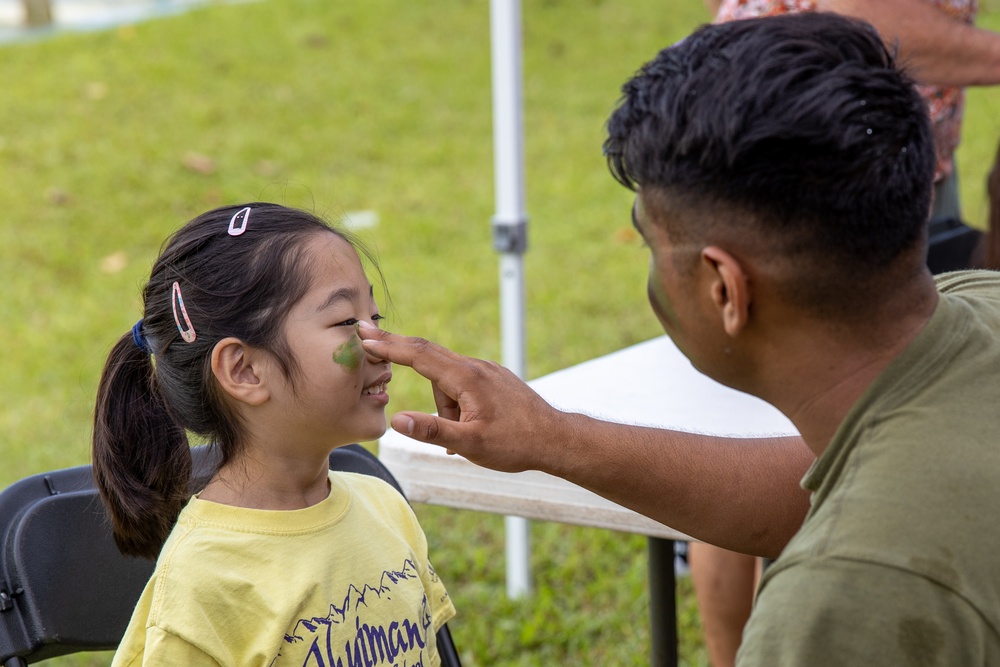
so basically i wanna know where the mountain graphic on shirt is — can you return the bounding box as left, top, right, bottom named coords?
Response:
left=284, top=558, right=421, bottom=642
left=272, top=558, right=435, bottom=667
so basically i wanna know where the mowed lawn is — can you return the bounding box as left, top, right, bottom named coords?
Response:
left=2, top=1, right=999, bottom=665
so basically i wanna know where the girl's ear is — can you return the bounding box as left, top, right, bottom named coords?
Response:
left=211, top=338, right=270, bottom=406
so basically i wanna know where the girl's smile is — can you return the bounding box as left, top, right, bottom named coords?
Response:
left=361, top=370, right=392, bottom=406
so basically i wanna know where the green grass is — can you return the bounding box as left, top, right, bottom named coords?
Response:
left=1, top=1, right=999, bottom=665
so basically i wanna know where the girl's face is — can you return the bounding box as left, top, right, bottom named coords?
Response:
left=266, top=232, right=390, bottom=450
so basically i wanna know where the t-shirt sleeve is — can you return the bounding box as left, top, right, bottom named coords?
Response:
left=388, top=492, right=456, bottom=631
left=350, top=474, right=457, bottom=631
left=369, top=479, right=457, bottom=663
left=427, top=559, right=456, bottom=632
left=738, top=557, right=987, bottom=666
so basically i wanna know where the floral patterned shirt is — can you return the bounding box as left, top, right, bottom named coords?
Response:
left=715, top=0, right=978, bottom=180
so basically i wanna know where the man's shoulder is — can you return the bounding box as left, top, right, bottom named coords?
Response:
left=934, top=270, right=1000, bottom=339
left=935, top=269, right=1000, bottom=297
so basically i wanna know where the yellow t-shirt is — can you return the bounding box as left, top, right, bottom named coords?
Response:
left=112, top=471, right=455, bottom=666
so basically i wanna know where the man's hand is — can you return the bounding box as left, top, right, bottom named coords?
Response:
left=358, top=321, right=562, bottom=473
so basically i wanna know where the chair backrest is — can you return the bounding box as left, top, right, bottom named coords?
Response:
left=927, top=217, right=984, bottom=274
left=0, top=445, right=459, bottom=666
left=0, top=465, right=143, bottom=665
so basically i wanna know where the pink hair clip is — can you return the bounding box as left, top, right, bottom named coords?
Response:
left=228, top=206, right=251, bottom=236
left=171, top=281, right=196, bottom=343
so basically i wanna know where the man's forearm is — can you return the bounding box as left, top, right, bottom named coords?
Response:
left=820, top=0, right=1000, bottom=87
left=356, top=324, right=814, bottom=557
left=542, top=412, right=814, bottom=558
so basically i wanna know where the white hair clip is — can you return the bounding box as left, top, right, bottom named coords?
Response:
left=228, top=206, right=251, bottom=236
left=171, top=281, right=196, bottom=343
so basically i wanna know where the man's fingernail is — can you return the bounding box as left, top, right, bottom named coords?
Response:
left=358, top=320, right=376, bottom=330
left=395, top=416, right=414, bottom=435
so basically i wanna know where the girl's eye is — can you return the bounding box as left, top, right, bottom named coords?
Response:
left=335, top=314, right=384, bottom=327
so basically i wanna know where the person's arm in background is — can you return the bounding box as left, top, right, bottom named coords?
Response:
left=360, top=325, right=813, bottom=558
left=703, top=0, right=722, bottom=16
left=819, top=0, right=1000, bottom=86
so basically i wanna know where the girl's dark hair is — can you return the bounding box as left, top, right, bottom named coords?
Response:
left=92, top=203, right=381, bottom=559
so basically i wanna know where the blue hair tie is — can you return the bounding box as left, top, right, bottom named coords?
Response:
left=131, top=319, right=150, bottom=354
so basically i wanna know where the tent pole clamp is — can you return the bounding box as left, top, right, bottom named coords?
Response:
left=492, top=216, right=528, bottom=254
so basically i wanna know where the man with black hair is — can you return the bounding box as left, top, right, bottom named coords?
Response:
left=691, top=4, right=1000, bottom=663
left=361, top=12, right=1000, bottom=663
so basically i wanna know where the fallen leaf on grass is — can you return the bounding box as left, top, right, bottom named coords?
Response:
left=83, top=82, right=108, bottom=101
left=182, top=152, right=216, bottom=175
left=46, top=188, right=71, bottom=206
left=256, top=160, right=280, bottom=177
left=99, top=251, right=128, bottom=274
left=304, top=33, right=328, bottom=49
left=613, top=227, right=639, bottom=244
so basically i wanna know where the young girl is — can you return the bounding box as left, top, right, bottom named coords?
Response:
left=92, top=203, right=455, bottom=666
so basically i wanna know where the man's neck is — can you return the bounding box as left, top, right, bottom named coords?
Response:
left=759, top=274, right=939, bottom=457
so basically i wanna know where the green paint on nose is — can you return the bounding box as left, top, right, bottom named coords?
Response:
left=332, top=335, right=363, bottom=371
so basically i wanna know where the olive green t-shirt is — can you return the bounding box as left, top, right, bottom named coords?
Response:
left=739, top=271, right=1000, bottom=666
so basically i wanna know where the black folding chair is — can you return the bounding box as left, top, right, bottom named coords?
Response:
left=927, top=216, right=984, bottom=274
left=0, top=444, right=460, bottom=666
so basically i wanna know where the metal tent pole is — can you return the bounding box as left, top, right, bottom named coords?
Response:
left=490, top=0, right=531, bottom=599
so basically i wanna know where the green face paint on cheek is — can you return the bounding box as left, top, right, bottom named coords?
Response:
left=332, top=334, right=363, bottom=371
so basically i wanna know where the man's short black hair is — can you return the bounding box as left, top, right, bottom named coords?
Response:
left=604, top=12, right=935, bottom=276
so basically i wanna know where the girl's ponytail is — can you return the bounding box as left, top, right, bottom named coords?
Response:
left=92, top=331, right=192, bottom=560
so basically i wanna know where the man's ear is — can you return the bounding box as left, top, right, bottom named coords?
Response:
left=701, top=245, right=751, bottom=337
left=211, top=337, right=270, bottom=406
